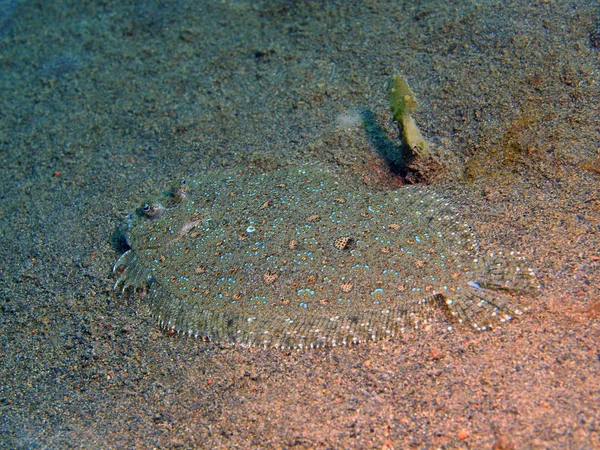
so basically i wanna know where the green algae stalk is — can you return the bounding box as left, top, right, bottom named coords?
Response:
left=387, top=71, right=430, bottom=159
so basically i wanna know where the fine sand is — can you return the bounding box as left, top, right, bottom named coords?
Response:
left=1, top=1, right=598, bottom=448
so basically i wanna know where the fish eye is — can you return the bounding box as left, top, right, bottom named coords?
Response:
left=170, top=180, right=189, bottom=202
left=140, top=202, right=163, bottom=218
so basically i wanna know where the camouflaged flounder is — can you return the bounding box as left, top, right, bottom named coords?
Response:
left=114, top=165, right=534, bottom=349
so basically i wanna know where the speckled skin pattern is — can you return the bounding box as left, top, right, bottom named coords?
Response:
left=114, top=166, right=534, bottom=348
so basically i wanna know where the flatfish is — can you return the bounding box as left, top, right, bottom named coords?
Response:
left=114, top=165, right=534, bottom=348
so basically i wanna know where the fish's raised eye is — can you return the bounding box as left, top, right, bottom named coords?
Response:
left=169, top=180, right=189, bottom=202
left=140, top=202, right=163, bottom=218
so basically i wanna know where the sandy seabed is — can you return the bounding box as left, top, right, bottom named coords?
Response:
left=1, top=1, right=599, bottom=448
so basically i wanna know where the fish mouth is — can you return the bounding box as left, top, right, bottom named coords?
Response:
left=113, top=249, right=155, bottom=293
left=112, top=212, right=150, bottom=293
left=112, top=212, right=135, bottom=253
